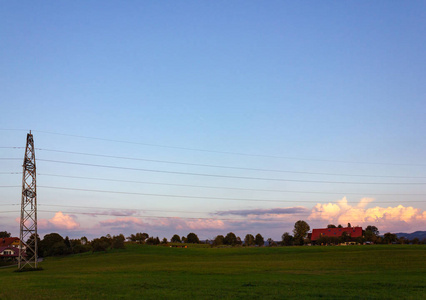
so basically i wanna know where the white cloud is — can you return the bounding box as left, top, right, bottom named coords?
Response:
left=308, top=197, right=426, bottom=232
left=39, top=211, right=80, bottom=230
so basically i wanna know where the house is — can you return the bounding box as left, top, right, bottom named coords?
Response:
left=311, top=227, right=363, bottom=241
left=0, top=237, right=27, bottom=261
left=0, top=246, right=20, bottom=259
left=0, top=237, right=20, bottom=247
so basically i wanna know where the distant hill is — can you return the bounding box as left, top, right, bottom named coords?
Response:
left=394, top=231, right=426, bottom=240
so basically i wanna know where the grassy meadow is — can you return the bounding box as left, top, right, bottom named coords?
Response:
left=0, top=244, right=425, bottom=299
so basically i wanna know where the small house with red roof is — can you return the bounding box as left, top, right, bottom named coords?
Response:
left=0, top=237, right=25, bottom=260
left=311, top=227, right=362, bottom=241
left=0, top=237, right=21, bottom=248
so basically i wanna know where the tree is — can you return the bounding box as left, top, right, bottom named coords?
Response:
left=347, top=223, right=352, bottom=228
left=397, top=237, right=408, bottom=245
left=0, top=231, right=11, bottom=238
left=39, top=233, right=65, bottom=257
left=224, top=232, right=238, bottom=246
left=338, top=231, right=350, bottom=244
left=64, top=236, right=71, bottom=248
left=327, top=224, right=336, bottom=228
left=383, top=233, right=397, bottom=244
left=146, top=236, right=160, bottom=245
left=244, top=234, right=255, bottom=246
left=91, top=238, right=110, bottom=252
left=161, top=237, right=168, bottom=244
left=365, top=225, right=379, bottom=243
left=411, top=238, right=420, bottom=244
left=171, top=234, right=181, bottom=243
left=281, top=232, right=293, bottom=246
left=255, top=233, right=264, bottom=246
left=70, top=238, right=91, bottom=254
left=213, top=235, right=224, bottom=246
left=81, top=236, right=88, bottom=245
left=365, top=225, right=379, bottom=236
left=267, top=238, right=277, bottom=247
left=26, top=233, right=41, bottom=256
left=293, top=220, right=310, bottom=245
left=135, top=232, right=149, bottom=244
left=186, top=233, right=200, bottom=244
left=112, top=234, right=125, bottom=249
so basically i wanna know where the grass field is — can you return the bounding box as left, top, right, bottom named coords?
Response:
left=0, top=244, right=425, bottom=299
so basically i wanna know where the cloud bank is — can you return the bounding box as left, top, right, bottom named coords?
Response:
left=309, top=197, right=426, bottom=232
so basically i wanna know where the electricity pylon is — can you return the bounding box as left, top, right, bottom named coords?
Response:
left=18, top=131, right=38, bottom=270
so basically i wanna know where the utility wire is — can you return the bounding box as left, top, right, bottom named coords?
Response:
left=37, top=185, right=426, bottom=203
left=3, top=128, right=422, bottom=167
left=31, top=148, right=426, bottom=179
left=0, top=208, right=415, bottom=225
left=36, top=159, right=426, bottom=185
left=2, top=128, right=426, bottom=167
left=36, top=173, right=426, bottom=196
left=2, top=172, right=426, bottom=196
left=3, top=172, right=425, bottom=196
left=38, top=204, right=213, bottom=215
left=33, top=130, right=426, bottom=166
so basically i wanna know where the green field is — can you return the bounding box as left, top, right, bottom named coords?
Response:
left=1, top=244, right=425, bottom=299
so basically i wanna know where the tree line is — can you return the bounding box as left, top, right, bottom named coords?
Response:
left=1, top=219, right=425, bottom=259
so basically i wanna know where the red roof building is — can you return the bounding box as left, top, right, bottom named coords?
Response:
left=0, top=246, right=20, bottom=258
left=0, top=238, right=25, bottom=259
left=311, top=227, right=362, bottom=241
left=0, top=237, right=20, bottom=247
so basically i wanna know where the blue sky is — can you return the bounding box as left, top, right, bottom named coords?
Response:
left=1, top=1, right=425, bottom=240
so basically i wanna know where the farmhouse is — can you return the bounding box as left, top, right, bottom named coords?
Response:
left=0, top=237, right=24, bottom=260
left=0, top=246, right=20, bottom=258
left=311, top=227, right=362, bottom=241
left=0, top=237, right=21, bottom=248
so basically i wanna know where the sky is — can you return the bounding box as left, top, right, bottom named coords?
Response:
left=1, top=1, right=425, bottom=241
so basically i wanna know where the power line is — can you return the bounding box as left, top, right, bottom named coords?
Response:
left=37, top=185, right=426, bottom=203
left=0, top=209, right=382, bottom=223
left=36, top=173, right=426, bottom=196
left=0, top=211, right=19, bottom=214
left=0, top=208, right=418, bottom=225
left=39, top=204, right=213, bottom=215
left=3, top=128, right=423, bottom=167
left=36, top=159, right=426, bottom=185
left=3, top=172, right=426, bottom=196
left=32, top=148, right=426, bottom=179
left=38, top=210, right=245, bottom=221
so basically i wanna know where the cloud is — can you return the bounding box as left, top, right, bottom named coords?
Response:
left=186, top=219, right=225, bottom=230
left=98, top=216, right=225, bottom=232
left=216, top=207, right=309, bottom=216
left=99, top=217, right=146, bottom=228
left=308, top=197, right=426, bottom=232
left=39, top=211, right=80, bottom=230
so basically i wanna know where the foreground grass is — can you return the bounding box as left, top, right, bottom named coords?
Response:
left=0, top=244, right=425, bottom=299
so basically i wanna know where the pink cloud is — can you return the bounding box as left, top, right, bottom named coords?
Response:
left=98, top=216, right=226, bottom=232
left=308, top=197, right=426, bottom=232
left=39, top=211, right=80, bottom=230
left=186, top=219, right=225, bottom=230
left=99, top=217, right=146, bottom=228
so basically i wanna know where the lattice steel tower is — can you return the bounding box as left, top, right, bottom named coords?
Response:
left=19, top=131, right=38, bottom=270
